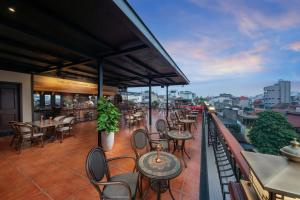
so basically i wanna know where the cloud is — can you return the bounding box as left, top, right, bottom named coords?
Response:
left=165, top=37, right=267, bottom=82
left=286, top=41, right=300, bottom=52
left=189, top=0, right=300, bottom=37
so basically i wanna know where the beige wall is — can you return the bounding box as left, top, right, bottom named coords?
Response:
left=0, top=70, right=32, bottom=122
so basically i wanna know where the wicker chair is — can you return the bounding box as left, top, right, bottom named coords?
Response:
left=125, top=114, right=136, bottom=127
left=131, top=129, right=169, bottom=159
left=15, top=122, right=44, bottom=153
left=86, top=147, right=139, bottom=200
left=8, top=121, right=18, bottom=147
left=53, top=115, right=66, bottom=122
left=56, top=116, right=75, bottom=143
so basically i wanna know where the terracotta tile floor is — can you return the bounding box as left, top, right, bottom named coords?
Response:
left=0, top=111, right=201, bottom=200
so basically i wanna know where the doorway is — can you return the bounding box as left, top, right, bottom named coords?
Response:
left=0, top=82, right=20, bottom=135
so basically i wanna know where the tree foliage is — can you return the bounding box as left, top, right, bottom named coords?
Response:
left=249, top=110, right=297, bottom=155
left=226, top=124, right=241, bottom=134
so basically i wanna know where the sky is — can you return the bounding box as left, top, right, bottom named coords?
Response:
left=127, top=0, right=300, bottom=97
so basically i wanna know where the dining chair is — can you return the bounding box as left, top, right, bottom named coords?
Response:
left=144, top=127, right=170, bottom=152
left=86, top=147, right=139, bottom=200
left=8, top=121, right=18, bottom=147
left=155, top=119, right=169, bottom=138
left=15, top=122, right=44, bottom=154
left=53, top=115, right=66, bottom=122
left=56, top=116, right=75, bottom=143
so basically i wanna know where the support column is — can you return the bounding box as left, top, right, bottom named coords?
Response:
left=31, top=74, right=34, bottom=121
left=148, top=79, right=152, bottom=126
left=97, top=59, right=104, bottom=147
left=98, top=59, right=104, bottom=98
left=166, top=85, right=169, bottom=118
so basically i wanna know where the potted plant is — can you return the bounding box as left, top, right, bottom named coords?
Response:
left=97, top=97, right=121, bottom=151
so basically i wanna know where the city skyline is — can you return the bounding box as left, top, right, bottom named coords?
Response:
left=129, top=0, right=300, bottom=96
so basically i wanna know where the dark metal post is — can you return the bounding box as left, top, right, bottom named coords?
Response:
left=98, top=59, right=104, bottom=98
left=166, top=85, right=169, bottom=117
left=148, top=79, right=152, bottom=126
left=97, top=59, right=104, bottom=147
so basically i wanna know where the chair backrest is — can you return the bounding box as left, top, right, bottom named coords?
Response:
left=131, top=129, right=149, bottom=159
left=156, top=119, right=167, bottom=134
left=15, top=123, right=32, bottom=135
left=170, top=112, right=177, bottom=121
left=54, top=116, right=65, bottom=122
left=63, top=116, right=75, bottom=125
left=8, top=121, right=18, bottom=133
left=86, top=147, right=108, bottom=184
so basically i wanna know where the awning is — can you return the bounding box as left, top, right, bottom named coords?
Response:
left=0, top=0, right=189, bottom=87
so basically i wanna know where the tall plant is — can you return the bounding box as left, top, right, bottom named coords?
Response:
left=97, top=97, right=121, bottom=134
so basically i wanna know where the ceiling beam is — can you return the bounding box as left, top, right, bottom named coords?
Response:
left=17, top=0, right=112, bottom=50
left=0, top=36, right=74, bottom=62
left=0, top=57, right=47, bottom=73
left=41, top=59, right=94, bottom=73
left=101, top=44, right=148, bottom=59
left=0, top=17, right=96, bottom=59
left=0, top=49, right=58, bottom=66
left=123, top=55, right=160, bottom=74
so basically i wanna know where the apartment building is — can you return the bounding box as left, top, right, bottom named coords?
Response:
left=264, top=80, right=291, bottom=107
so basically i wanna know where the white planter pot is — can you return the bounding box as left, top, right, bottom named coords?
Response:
left=101, top=131, right=115, bottom=151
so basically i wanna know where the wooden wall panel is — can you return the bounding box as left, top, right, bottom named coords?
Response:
left=34, top=75, right=117, bottom=96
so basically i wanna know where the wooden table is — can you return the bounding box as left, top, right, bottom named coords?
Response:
left=168, top=130, right=192, bottom=168
left=28, top=120, right=67, bottom=141
left=28, top=120, right=66, bottom=129
left=137, top=151, right=182, bottom=200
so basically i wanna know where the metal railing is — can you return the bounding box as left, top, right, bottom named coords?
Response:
left=203, top=106, right=249, bottom=199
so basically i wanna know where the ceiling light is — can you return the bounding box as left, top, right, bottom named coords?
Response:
left=8, top=7, right=15, bottom=13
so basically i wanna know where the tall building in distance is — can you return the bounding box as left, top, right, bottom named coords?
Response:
left=264, top=80, right=291, bottom=107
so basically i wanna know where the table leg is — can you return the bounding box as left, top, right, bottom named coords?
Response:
left=181, top=140, right=187, bottom=168
left=168, top=180, right=175, bottom=200
left=157, top=181, right=161, bottom=200
left=183, top=140, right=191, bottom=159
left=172, top=140, right=177, bottom=154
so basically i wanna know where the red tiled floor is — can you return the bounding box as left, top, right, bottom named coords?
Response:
left=0, top=111, right=201, bottom=200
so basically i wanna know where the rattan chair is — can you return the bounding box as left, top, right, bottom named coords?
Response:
left=53, top=115, right=66, bottom=122
left=130, top=128, right=169, bottom=159
left=15, top=122, right=44, bottom=153
left=86, top=147, right=139, bottom=200
left=8, top=121, right=18, bottom=147
left=125, top=114, right=136, bottom=127
left=56, top=116, right=75, bottom=143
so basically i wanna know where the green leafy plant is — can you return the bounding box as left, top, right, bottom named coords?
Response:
left=97, top=97, right=121, bottom=134
left=249, top=110, right=298, bottom=155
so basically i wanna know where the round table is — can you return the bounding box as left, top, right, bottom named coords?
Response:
left=137, top=151, right=182, bottom=200
left=179, top=119, right=196, bottom=133
left=168, top=130, right=192, bottom=168
left=186, top=114, right=197, bottom=120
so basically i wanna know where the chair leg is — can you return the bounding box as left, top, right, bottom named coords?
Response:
left=10, top=135, right=16, bottom=146
left=17, top=137, right=24, bottom=154
left=60, top=132, right=64, bottom=143
left=40, top=136, right=44, bottom=147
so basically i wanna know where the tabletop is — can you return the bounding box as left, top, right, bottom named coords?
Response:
left=137, top=151, right=182, bottom=180
left=167, top=130, right=192, bottom=140
left=28, top=120, right=66, bottom=128
left=179, top=119, right=196, bottom=123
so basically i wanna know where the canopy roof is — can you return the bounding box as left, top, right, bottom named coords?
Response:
left=0, top=0, right=189, bottom=87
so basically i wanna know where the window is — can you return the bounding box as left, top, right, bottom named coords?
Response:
left=34, top=94, right=40, bottom=108
left=55, top=95, right=61, bottom=107
left=45, top=94, right=51, bottom=107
